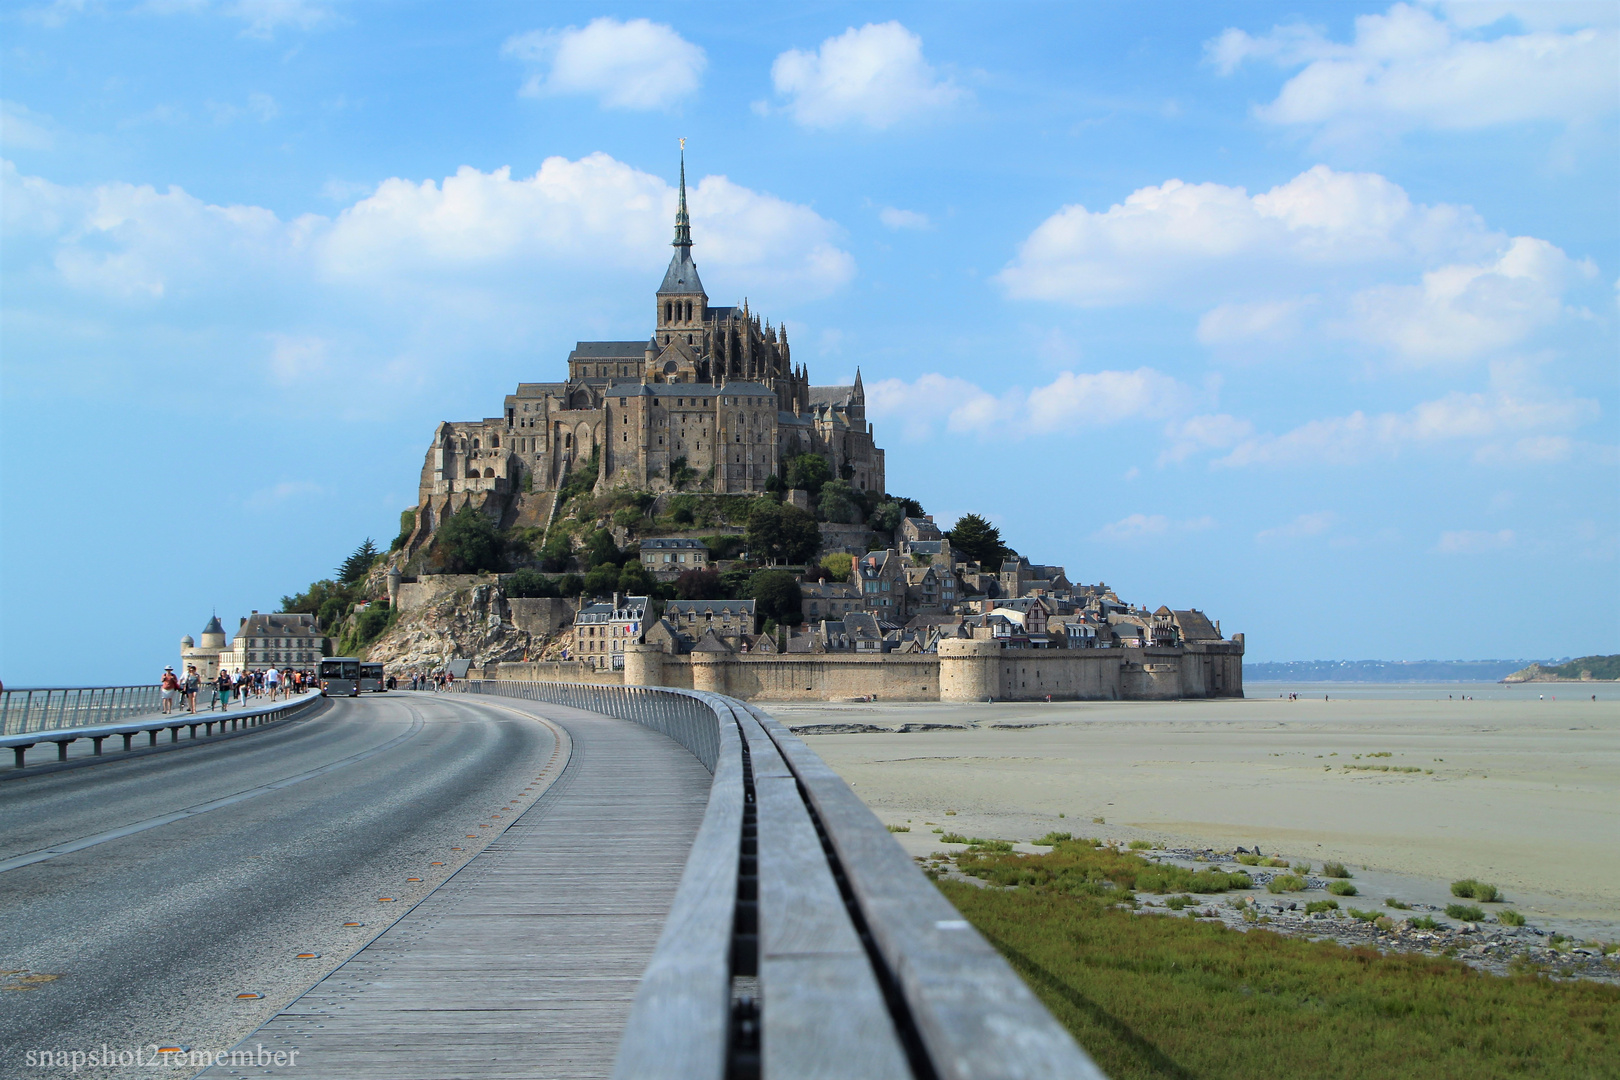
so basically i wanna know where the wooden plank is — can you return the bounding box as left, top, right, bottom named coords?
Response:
left=743, top=704, right=1105, bottom=1080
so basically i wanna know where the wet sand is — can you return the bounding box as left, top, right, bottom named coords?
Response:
left=771, top=691, right=1620, bottom=933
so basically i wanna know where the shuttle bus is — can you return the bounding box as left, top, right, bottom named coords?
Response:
left=320, top=657, right=361, bottom=697
left=360, top=662, right=386, bottom=693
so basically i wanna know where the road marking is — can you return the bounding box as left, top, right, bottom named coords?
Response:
left=0, top=708, right=428, bottom=875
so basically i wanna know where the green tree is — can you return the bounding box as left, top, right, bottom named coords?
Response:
left=669, top=455, right=697, bottom=490
left=282, top=578, right=346, bottom=616
left=337, top=538, right=380, bottom=585
left=785, top=453, right=831, bottom=497
left=819, top=553, right=854, bottom=582
left=818, top=479, right=862, bottom=524
left=746, top=500, right=821, bottom=565
left=504, top=568, right=559, bottom=598
left=583, top=564, right=620, bottom=596
left=675, top=568, right=724, bottom=599
left=584, top=529, right=622, bottom=569
left=390, top=510, right=416, bottom=553
left=437, top=508, right=504, bottom=574
left=948, top=513, right=1010, bottom=567
left=538, top=532, right=575, bottom=572
left=617, top=562, right=654, bottom=595
left=557, top=573, right=585, bottom=596
left=749, top=570, right=804, bottom=626
left=718, top=565, right=754, bottom=599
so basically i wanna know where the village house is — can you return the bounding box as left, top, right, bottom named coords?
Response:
left=640, top=537, right=709, bottom=580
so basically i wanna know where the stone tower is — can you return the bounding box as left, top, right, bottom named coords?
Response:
left=655, top=152, right=707, bottom=351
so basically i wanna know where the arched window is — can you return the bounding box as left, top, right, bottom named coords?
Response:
left=484, top=467, right=495, bottom=478
left=491, top=435, right=499, bottom=448
left=664, top=301, right=672, bottom=323
left=471, top=438, right=480, bottom=449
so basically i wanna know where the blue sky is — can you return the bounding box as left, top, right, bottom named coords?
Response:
left=2, top=0, right=1616, bottom=684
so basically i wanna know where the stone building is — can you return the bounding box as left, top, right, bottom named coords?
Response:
left=182, top=612, right=326, bottom=676
left=403, top=154, right=886, bottom=555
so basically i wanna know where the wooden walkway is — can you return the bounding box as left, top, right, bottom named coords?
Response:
left=204, top=700, right=712, bottom=1080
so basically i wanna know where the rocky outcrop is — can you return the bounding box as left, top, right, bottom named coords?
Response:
left=366, top=583, right=534, bottom=673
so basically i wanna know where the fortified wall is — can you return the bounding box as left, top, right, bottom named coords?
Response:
left=489, top=636, right=1243, bottom=702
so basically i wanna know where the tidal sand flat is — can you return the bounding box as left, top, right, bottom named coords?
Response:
left=774, top=689, right=1620, bottom=933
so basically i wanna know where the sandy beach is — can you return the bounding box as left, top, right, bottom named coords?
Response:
left=772, top=687, right=1620, bottom=936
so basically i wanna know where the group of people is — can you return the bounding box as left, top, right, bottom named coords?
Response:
left=160, top=664, right=314, bottom=714
left=407, top=671, right=456, bottom=692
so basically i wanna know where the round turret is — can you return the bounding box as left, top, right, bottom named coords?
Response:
left=200, top=614, right=227, bottom=649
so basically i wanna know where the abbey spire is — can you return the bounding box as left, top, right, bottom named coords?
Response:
left=656, top=147, right=707, bottom=345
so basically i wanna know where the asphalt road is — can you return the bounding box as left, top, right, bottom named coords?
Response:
left=0, top=692, right=559, bottom=1080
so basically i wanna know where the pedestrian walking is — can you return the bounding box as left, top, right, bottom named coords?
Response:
left=160, top=666, right=179, bottom=714
left=214, top=670, right=231, bottom=711
left=183, top=665, right=200, bottom=713
left=265, top=666, right=281, bottom=701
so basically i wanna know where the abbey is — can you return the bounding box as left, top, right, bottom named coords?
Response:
left=403, top=157, right=883, bottom=553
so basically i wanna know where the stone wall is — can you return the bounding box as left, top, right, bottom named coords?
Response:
left=491, top=660, right=623, bottom=686
left=395, top=574, right=502, bottom=613
left=507, top=597, right=579, bottom=639
left=616, top=637, right=1243, bottom=703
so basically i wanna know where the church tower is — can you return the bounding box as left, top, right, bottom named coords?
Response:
left=656, top=152, right=707, bottom=350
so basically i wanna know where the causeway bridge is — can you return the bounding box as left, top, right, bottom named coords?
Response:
left=0, top=682, right=1101, bottom=1078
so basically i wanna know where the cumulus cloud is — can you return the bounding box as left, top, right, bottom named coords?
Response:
left=1256, top=511, right=1337, bottom=543
left=503, top=18, right=705, bottom=110
left=770, top=22, right=964, bottom=129
left=4, top=153, right=852, bottom=304
left=1345, top=236, right=1592, bottom=364
left=1218, top=381, right=1598, bottom=467
left=999, top=164, right=1592, bottom=366
left=1208, top=2, right=1618, bottom=141
left=0, top=154, right=853, bottom=389
left=866, top=367, right=1198, bottom=440
left=1160, top=413, right=1255, bottom=464
left=1434, top=528, right=1515, bottom=553
left=1093, top=514, right=1217, bottom=542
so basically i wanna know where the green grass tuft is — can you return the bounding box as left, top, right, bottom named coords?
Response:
left=1347, top=907, right=1381, bottom=922
left=1305, top=899, right=1340, bottom=914
left=938, top=879, right=1618, bottom=1080
left=1446, top=904, right=1487, bottom=922
left=1385, top=897, right=1412, bottom=910
left=1497, top=909, right=1526, bottom=927
left=886, top=824, right=910, bottom=833
left=1128, top=840, right=1153, bottom=850
left=1408, top=915, right=1442, bottom=930
left=1327, top=881, right=1359, bottom=896
left=1032, top=831, right=1073, bottom=846
left=1266, top=873, right=1309, bottom=894
left=939, top=832, right=967, bottom=844
left=956, top=839, right=1250, bottom=898
left=1321, top=861, right=1352, bottom=878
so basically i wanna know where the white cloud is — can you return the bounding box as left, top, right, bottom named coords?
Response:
left=1197, top=298, right=1313, bottom=347
left=1256, top=511, right=1337, bottom=543
left=999, top=165, right=1493, bottom=307
left=227, top=0, right=331, bottom=39
left=1345, top=236, right=1592, bottom=364
left=1, top=100, right=55, bottom=151
left=1000, top=164, right=1592, bottom=366
left=866, top=367, right=1198, bottom=440
left=1160, top=413, right=1255, bottom=464
left=1218, top=381, right=1598, bottom=467
left=1209, top=2, right=1618, bottom=141
left=3, top=154, right=852, bottom=304
left=503, top=18, right=705, bottom=110
left=1094, top=514, right=1217, bottom=542
left=878, top=206, right=932, bottom=231
left=770, top=22, right=964, bottom=129
left=1434, top=528, right=1515, bottom=553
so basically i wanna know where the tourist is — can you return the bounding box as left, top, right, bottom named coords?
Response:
left=265, top=665, right=281, bottom=701
left=183, top=665, right=200, bottom=713
left=160, top=666, right=179, bottom=714
left=214, top=670, right=231, bottom=711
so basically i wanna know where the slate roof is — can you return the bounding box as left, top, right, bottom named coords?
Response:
left=1172, top=609, right=1222, bottom=642
left=569, top=341, right=650, bottom=360
left=642, top=537, right=708, bottom=551
left=667, top=599, right=756, bottom=617
left=807, top=386, right=857, bottom=406
left=658, top=248, right=706, bottom=296
left=202, top=615, right=225, bottom=635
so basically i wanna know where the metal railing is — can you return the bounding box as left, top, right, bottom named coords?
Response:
left=459, top=679, right=1104, bottom=1080
left=1, top=686, right=166, bottom=737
